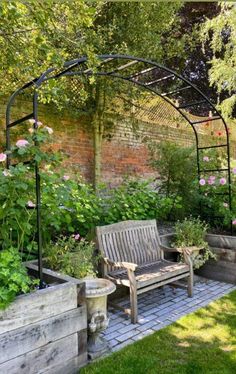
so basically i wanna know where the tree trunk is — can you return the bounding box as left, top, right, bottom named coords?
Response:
left=92, top=83, right=105, bottom=191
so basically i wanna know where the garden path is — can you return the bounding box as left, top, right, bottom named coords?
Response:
left=103, top=278, right=236, bottom=353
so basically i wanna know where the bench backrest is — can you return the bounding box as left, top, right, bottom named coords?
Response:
left=96, top=220, right=163, bottom=266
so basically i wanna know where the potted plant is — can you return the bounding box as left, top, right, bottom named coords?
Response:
left=173, top=217, right=215, bottom=270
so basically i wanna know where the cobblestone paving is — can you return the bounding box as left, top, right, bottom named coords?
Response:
left=103, top=278, right=236, bottom=353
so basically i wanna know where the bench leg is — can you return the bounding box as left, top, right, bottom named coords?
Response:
left=128, top=269, right=138, bottom=324
left=130, top=285, right=138, bottom=324
left=187, top=272, right=193, bottom=297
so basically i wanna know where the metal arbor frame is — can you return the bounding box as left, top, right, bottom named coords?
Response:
left=5, top=54, right=232, bottom=287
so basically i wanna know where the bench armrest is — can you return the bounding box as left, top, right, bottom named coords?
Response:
left=103, top=257, right=138, bottom=271
left=160, top=244, right=180, bottom=253
left=160, top=245, right=193, bottom=269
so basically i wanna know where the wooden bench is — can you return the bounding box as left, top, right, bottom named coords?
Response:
left=96, top=219, right=193, bottom=323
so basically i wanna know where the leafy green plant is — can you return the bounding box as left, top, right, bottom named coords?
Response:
left=101, top=179, right=182, bottom=225
left=148, top=141, right=199, bottom=219
left=44, top=235, right=98, bottom=278
left=173, top=217, right=215, bottom=269
left=0, top=247, right=36, bottom=310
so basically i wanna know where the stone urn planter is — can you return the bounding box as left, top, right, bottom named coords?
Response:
left=84, top=278, right=116, bottom=360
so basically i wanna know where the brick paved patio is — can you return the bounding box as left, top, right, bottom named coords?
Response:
left=103, top=278, right=236, bottom=352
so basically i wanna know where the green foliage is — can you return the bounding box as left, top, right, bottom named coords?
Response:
left=101, top=179, right=182, bottom=225
left=0, top=0, right=96, bottom=96
left=0, top=247, right=35, bottom=309
left=41, top=171, right=102, bottom=240
left=173, top=217, right=215, bottom=269
left=174, top=217, right=208, bottom=248
left=201, top=3, right=236, bottom=118
left=148, top=141, right=198, bottom=219
left=44, top=235, right=97, bottom=278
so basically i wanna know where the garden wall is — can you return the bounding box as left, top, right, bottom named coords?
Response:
left=1, top=97, right=235, bottom=185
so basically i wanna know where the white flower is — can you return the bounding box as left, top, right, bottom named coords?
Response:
left=2, top=169, right=11, bottom=177
left=27, top=200, right=36, bottom=208
left=45, top=126, right=53, bottom=134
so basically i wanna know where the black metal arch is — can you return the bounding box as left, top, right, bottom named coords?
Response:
left=5, top=54, right=232, bottom=286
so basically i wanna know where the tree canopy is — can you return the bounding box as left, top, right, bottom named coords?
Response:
left=201, top=2, right=236, bottom=119
left=0, top=1, right=184, bottom=97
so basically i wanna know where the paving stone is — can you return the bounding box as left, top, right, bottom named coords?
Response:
left=137, top=320, right=159, bottom=332
left=116, top=329, right=140, bottom=343
left=119, top=323, right=139, bottom=334
left=109, top=339, right=120, bottom=348
left=138, top=314, right=159, bottom=324
left=131, top=329, right=154, bottom=342
left=105, top=322, right=127, bottom=334
left=112, top=339, right=134, bottom=352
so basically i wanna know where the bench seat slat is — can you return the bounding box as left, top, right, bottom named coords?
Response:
left=108, top=260, right=189, bottom=287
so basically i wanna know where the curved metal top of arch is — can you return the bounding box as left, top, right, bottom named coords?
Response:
left=7, top=53, right=230, bottom=145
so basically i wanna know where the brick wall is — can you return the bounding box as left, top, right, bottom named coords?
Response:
left=1, top=97, right=235, bottom=185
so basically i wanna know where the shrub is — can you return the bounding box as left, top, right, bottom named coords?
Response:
left=101, top=179, right=182, bottom=225
left=147, top=140, right=199, bottom=219
left=0, top=247, right=36, bottom=310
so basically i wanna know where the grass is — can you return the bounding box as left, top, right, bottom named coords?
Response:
left=81, top=291, right=236, bottom=374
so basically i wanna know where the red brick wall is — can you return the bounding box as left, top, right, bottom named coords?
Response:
left=4, top=98, right=234, bottom=185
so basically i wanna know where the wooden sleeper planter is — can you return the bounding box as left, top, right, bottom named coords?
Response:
left=0, top=262, right=87, bottom=374
left=196, top=233, right=236, bottom=284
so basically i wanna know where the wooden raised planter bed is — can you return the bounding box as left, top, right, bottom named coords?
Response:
left=196, top=233, right=236, bottom=284
left=0, top=262, right=87, bottom=374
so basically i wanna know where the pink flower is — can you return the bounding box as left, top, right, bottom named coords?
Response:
left=63, top=175, right=70, bottom=181
left=27, top=200, right=36, bottom=208
left=37, top=121, right=43, bottom=127
left=219, top=178, right=226, bottom=185
left=232, top=219, right=236, bottom=225
left=74, top=233, right=80, bottom=240
left=0, top=153, right=6, bottom=162
left=209, top=175, right=216, bottom=180
left=208, top=178, right=215, bottom=185
left=16, top=139, right=29, bottom=148
left=45, top=126, right=53, bottom=134
left=233, top=167, right=236, bottom=174
left=203, top=156, right=209, bottom=162
left=199, top=178, right=206, bottom=186
left=223, top=202, right=228, bottom=208
left=2, top=169, right=11, bottom=176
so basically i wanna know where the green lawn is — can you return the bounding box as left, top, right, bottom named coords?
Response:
left=81, top=291, right=236, bottom=374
